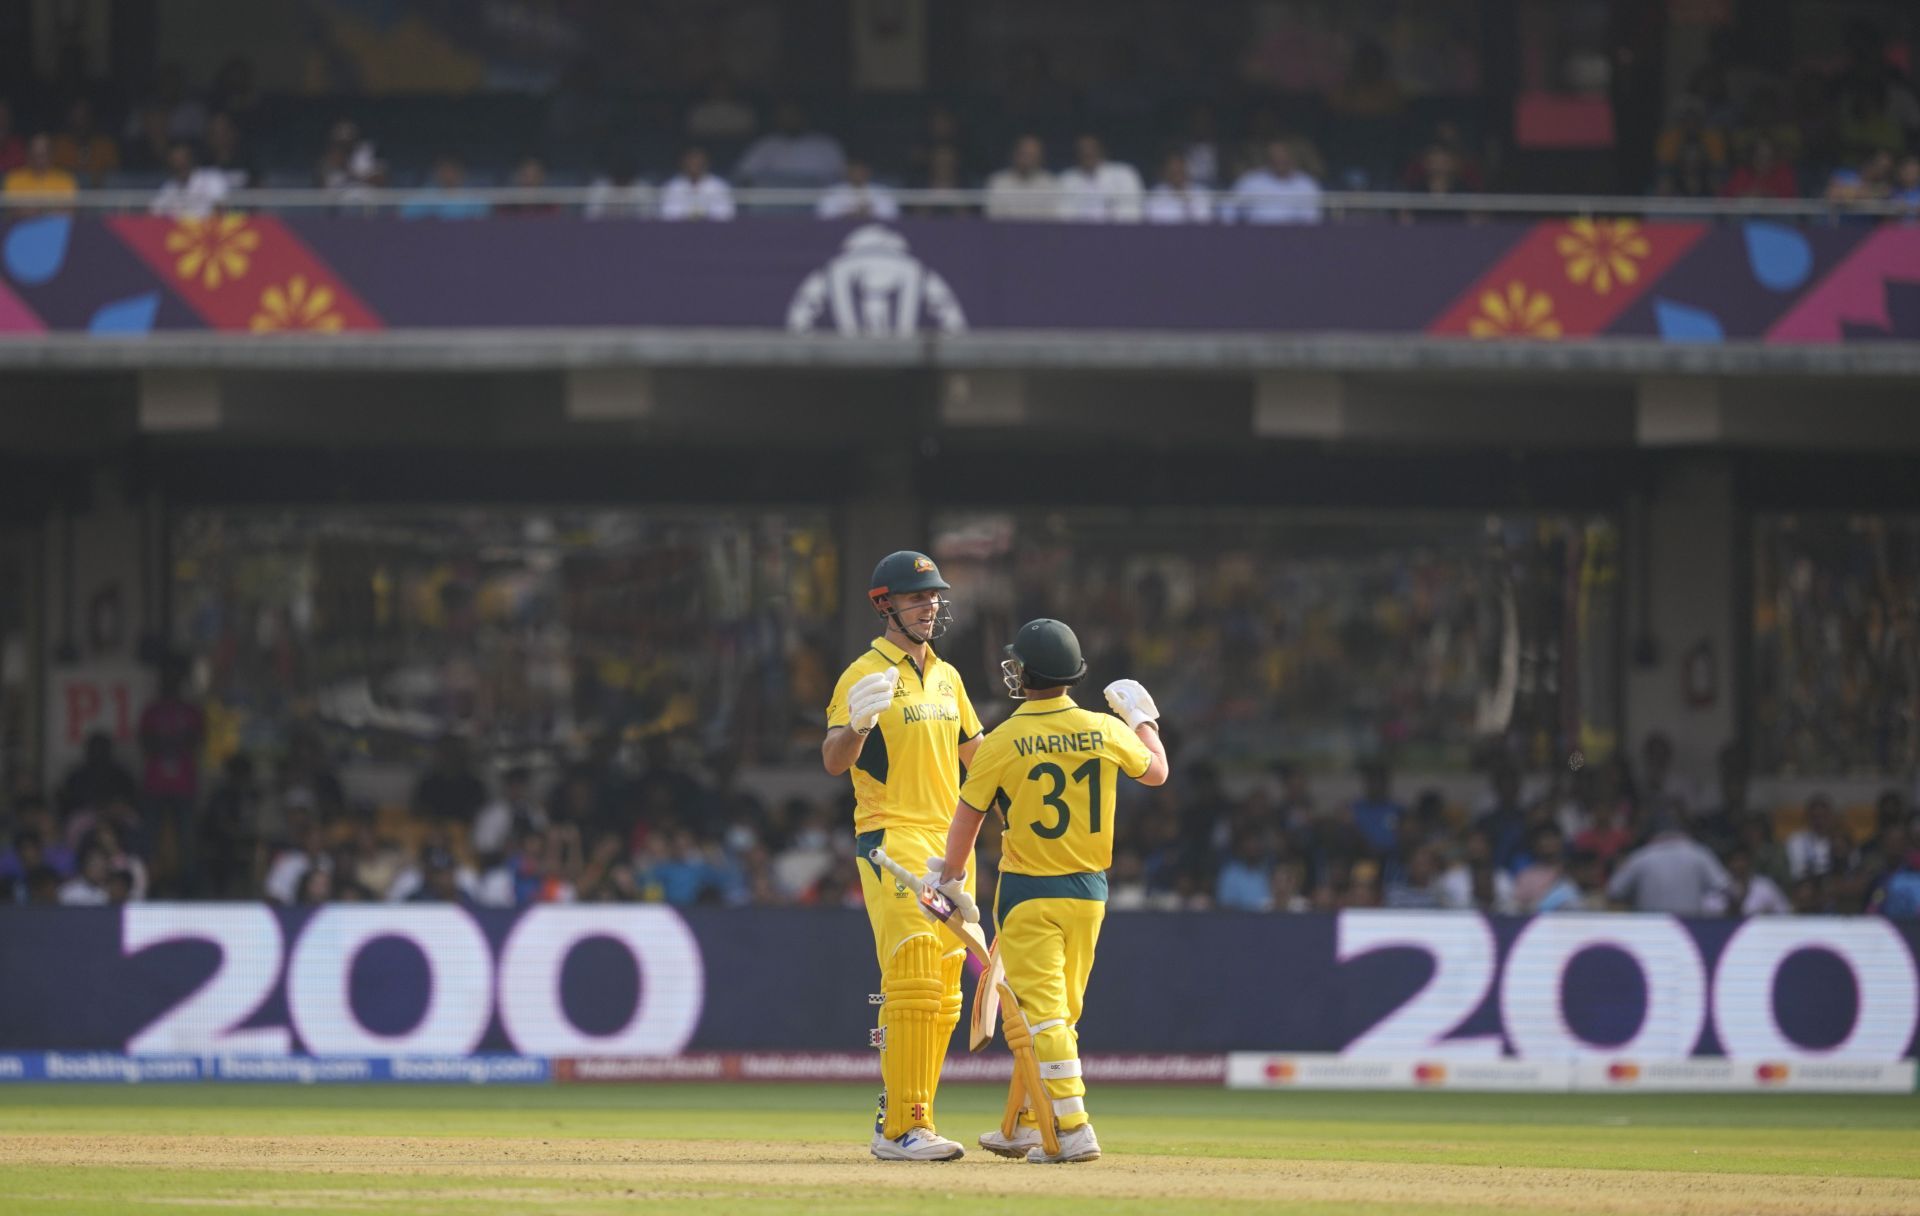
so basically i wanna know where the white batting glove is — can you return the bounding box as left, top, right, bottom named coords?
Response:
left=1104, top=678, right=1161, bottom=729
left=923, top=856, right=979, bottom=923
left=847, top=668, right=899, bottom=734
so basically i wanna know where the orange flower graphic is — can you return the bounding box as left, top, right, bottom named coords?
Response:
left=250, top=275, right=345, bottom=333
left=1467, top=281, right=1562, bottom=339
left=165, top=214, right=260, bottom=290
left=1556, top=218, right=1651, bottom=295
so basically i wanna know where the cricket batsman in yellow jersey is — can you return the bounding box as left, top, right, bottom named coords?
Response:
left=823, top=550, right=984, bottom=1161
left=936, top=618, right=1168, bottom=1163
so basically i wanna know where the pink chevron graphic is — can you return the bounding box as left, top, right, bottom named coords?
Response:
left=1768, top=226, right=1920, bottom=343
left=0, top=277, right=45, bottom=333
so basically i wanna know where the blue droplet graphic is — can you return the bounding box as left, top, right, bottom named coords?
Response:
left=88, top=292, right=159, bottom=335
left=1743, top=222, right=1812, bottom=292
left=1654, top=298, right=1725, bottom=342
left=3, top=215, right=72, bottom=284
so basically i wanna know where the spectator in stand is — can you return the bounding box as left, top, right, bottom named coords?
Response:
left=1512, top=824, right=1569, bottom=913
left=1440, top=827, right=1514, bottom=912
left=400, top=155, right=490, bottom=221
left=907, top=142, right=967, bottom=217
left=584, top=157, right=652, bottom=219
left=1893, top=153, right=1920, bottom=214
left=906, top=104, right=975, bottom=189
left=1654, top=97, right=1729, bottom=195
left=135, top=656, right=203, bottom=890
left=122, top=103, right=173, bottom=176
left=412, top=736, right=488, bottom=830
left=816, top=157, right=900, bottom=220
left=0, top=99, right=25, bottom=173
left=1638, top=732, right=1699, bottom=818
left=59, top=842, right=113, bottom=905
left=734, top=101, right=845, bottom=191
left=198, top=754, right=260, bottom=898
left=1721, top=135, right=1798, bottom=200
left=1180, top=104, right=1221, bottom=188
left=1693, top=747, right=1755, bottom=855
left=203, top=112, right=257, bottom=190
left=57, top=732, right=140, bottom=820
left=1825, top=149, right=1895, bottom=209
left=399, top=845, right=474, bottom=906
left=315, top=120, right=383, bottom=204
left=151, top=143, right=232, bottom=219
left=24, top=866, right=62, bottom=905
left=1607, top=814, right=1730, bottom=915
left=472, top=765, right=546, bottom=857
left=1399, top=143, right=1476, bottom=223
left=1874, top=847, right=1920, bottom=919
left=1, top=823, right=64, bottom=902
left=1383, top=843, right=1446, bottom=909
left=1228, top=139, right=1322, bottom=224
left=645, top=826, right=722, bottom=906
left=1400, top=122, right=1485, bottom=192
left=1056, top=133, right=1144, bottom=222
left=50, top=99, right=120, bottom=187
left=659, top=147, right=736, bottom=220
left=1350, top=760, right=1405, bottom=858
left=685, top=70, right=758, bottom=142
left=1474, top=760, right=1529, bottom=871
left=1786, top=795, right=1855, bottom=882
left=502, top=156, right=558, bottom=216
left=3, top=134, right=78, bottom=210
left=1216, top=827, right=1276, bottom=911
left=262, top=810, right=330, bottom=905
left=985, top=134, right=1058, bottom=220
left=1144, top=149, right=1214, bottom=223
left=1538, top=848, right=1605, bottom=912
left=1707, top=845, right=1794, bottom=916
left=770, top=801, right=835, bottom=900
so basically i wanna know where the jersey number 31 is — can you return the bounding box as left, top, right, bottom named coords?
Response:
left=1027, top=759, right=1102, bottom=838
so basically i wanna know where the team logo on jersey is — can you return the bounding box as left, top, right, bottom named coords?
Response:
left=786, top=226, right=968, bottom=336
left=937, top=677, right=955, bottom=698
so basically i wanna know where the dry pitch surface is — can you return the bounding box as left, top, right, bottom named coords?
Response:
left=2, top=1084, right=1917, bottom=1215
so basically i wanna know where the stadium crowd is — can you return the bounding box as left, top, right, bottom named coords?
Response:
left=4, top=700, right=1918, bottom=922
left=5, top=25, right=1920, bottom=222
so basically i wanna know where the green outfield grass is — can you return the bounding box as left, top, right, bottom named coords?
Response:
left=3, top=1084, right=1918, bottom=1215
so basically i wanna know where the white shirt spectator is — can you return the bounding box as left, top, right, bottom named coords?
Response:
left=816, top=181, right=900, bottom=220
left=1704, top=873, right=1792, bottom=916
left=1057, top=161, right=1145, bottom=222
left=583, top=177, right=654, bottom=219
left=263, top=850, right=326, bottom=906
left=472, top=796, right=548, bottom=856
left=735, top=130, right=846, bottom=189
left=1230, top=166, right=1323, bottom=224
left=1607, top=831, right=1731, bottom=915
left=659, top=173, right=736, bottom=220
left=985, top=168, right=1059, bottom=220
left=1785, top=827, right=1840, bottom=880
left=150, top=167, right=231, bottom=220
left=1438, top=862, right=1515, bottom=914
left=58, top=875, right=110, bottom=905
left=1145, top=183, right=1215, bottom=223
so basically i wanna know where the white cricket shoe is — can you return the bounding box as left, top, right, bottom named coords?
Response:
left=978, top=1125, right=1043, bottom=1159
left=870, top=1128, right=965, bottom=1162
left=1026, top=1123, right=1100, bottom=1164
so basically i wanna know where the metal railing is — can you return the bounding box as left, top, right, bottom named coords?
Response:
left=2, top=185, right=1918, bottom=221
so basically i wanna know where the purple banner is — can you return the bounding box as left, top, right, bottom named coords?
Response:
left=0, top=906, right=1913, bottom=1059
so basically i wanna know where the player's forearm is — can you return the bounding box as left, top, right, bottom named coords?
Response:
left=940, top=803, right=985, bottom=882
left=1135, top=722, right=1170, bottom=786
left=821, top=725, right=866, bottom=775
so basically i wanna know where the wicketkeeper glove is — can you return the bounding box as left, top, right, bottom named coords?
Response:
left=847, top=668, right=900, bottom=734
left=923, top=856, right=979, bottom=923
left=1104, top=678, right=1161, bottom=729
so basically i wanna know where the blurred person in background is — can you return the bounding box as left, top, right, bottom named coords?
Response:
left=406, top=846, right=479, bottom=907
left=1608, top=812, right=1730, bottom=915
left=1654, top=97, right=1728, bottom=195
left=1637, top=733, right=1698, bottom=818
left=1512, top=825, right=1569, bottom=912
left=50, top=98, right=119, bottom=187
left=1398, top=143, right=1476, bottom=223
left=1706, top=846, right=1792, bottom=916
left=400, top=155, right=490, bottom=220
left=1720, top=135, right=1798, bottom=200
left=1228, top=139, right=1321, bottom=224
left=1538, top=848, right=1606, bottom=912
left=136, top=656, right=203, bottom=889
left=202, top=112, right=257, bottom=190
left=1825, top=149, right=1894, bottom=207
left=816, top=156, right=899, bottom=220
left=1474, top=759, right=1530, bottom=872
left=262, top=809, right=330, bottom=905
left=734, top=101, right=845, bottom=191
left=1179, top=104, right=1221, bottom=188
left=1872, top=847, right=1920, bottom=919
left=1145, top=149, right=1213, bottom=223
left=199, top=754, right=261, bottom=899
left=1215, top=826, right=1276, bottom=911
left=59, top=843, right=113, bottom=905
left=906, top=142, right=967, bottom=217
left=1786, top=795, right=1854, bottom=883
left=584, top=157, right=652, bottom=219
left=1347, top=759, right=1404, bottom=859
left=473, top=765, right=546, bottom=857
left=1056, top=133, right=1144, bottom=222
left=659, top=146, right=735, bottom=220
left=57, top=732, right=139, bottom=821
left=985, top=134, right=1058, bottom=220
left=1383, top=843, right=1446, bottom=909
left=150, top=142, right=230, bottom=220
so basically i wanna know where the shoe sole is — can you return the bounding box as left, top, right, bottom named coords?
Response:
left=1028, top=1150, right=1101, bottom=1164
left=979, top=1140, right=1036, bottom=1159
left=871, top=1146, right=965, bottom=1162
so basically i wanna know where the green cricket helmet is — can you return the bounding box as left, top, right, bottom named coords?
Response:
left=868, top=550, right=953, bottom=643
left=1001, top=618, right=1088, bottom=697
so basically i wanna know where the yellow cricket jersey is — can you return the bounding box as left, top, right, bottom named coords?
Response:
left=828, top=637, right=982, bottom=836
left=958, top=694, right=1151, bottom=878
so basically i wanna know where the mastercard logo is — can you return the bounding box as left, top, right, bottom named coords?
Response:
left=1264, top=1060, right=1297, bottom=1082
left=1413, top=1063, right=1447, bottom=1084
left=1607, top=1062, right=1640, bottom=1082
left=1755, top=1063, right=1790, bottom=1083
